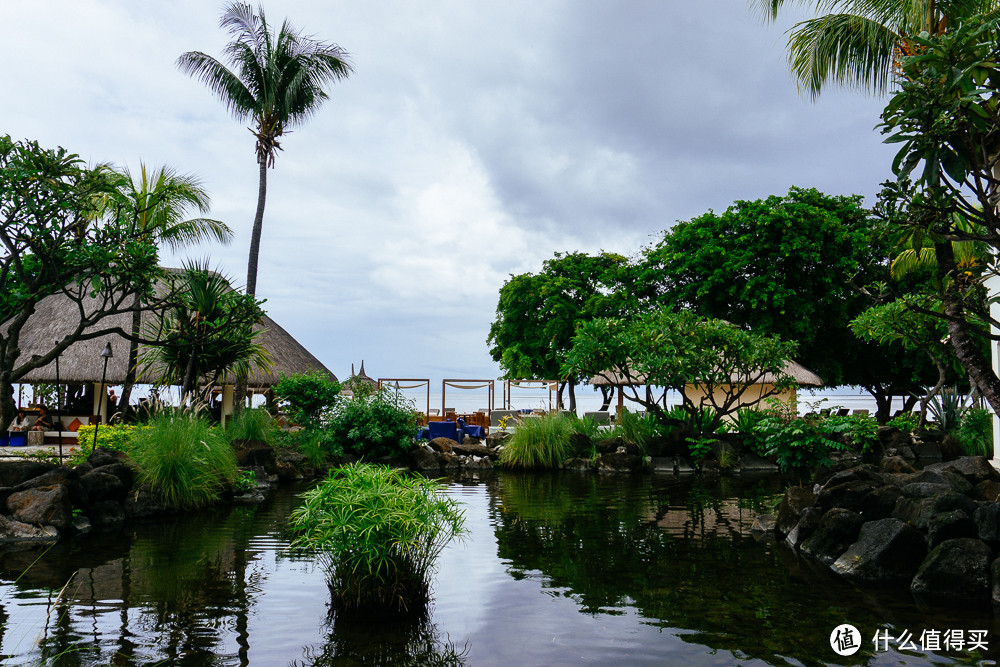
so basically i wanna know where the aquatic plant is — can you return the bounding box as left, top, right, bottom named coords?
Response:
left=288, top=463, right=465, bottom=614
left=130, top=410, right=237, bottom=509
left=498, top=412, right=574, bottom=469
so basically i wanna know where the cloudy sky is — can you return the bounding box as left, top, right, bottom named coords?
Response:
left=2, top=1, right=896, bottom=396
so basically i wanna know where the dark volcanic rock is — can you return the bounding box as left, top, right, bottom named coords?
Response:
left=450, top=442, right=496, bottom=459
left=925, top=457, right=1000, bottom=486
left=831, top=518, right=927, bottom=585
left=87, top=500, right=125, bottom=531
left=927, top=510, right=977, bottom=548
left=80, top=471, right=125, bottom=504
left=801, top=508, right=864, bottom=566
left=0, top=515, right=59, bottom=542
left=410, top=445, right=440, bottom=470
left=973, top=502, right=1000, bottom=543
left=428, top=437, right=456, bottom=453
left=785, top=508, right=822, bottom=550
left=595, top=452, right=644, bottom=473
left=88, top=447, right=131, bottom=468
left=231, top=439, right=276, bottom=470
left=892, top=491, right=976, bottom=531
left=8, top=485, right=72, bottom=529
left=911, top=538, right=991, bottom=606
left=879, top=456, right=916, bottom=474
left=776, top=487, right=818, bottom=536
left=816, top=480, right=878, bottom=514
left=0, top=462, right=58, bottom=488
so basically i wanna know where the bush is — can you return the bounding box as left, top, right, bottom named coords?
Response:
left=223, top=407, right=276, bottom=444
left=274, top=370, right=342, bottom=426
left=130, top=411, right=237, bottom=509
left=887, top=411, right=921, bottom=433
left=74, top=424, right=140, bottom=462
left=326, top=389, right=419, bottom=460
left=498, top=412, right=574, bottom=469
left=606, top=409, right=657, bottom=453
left=288, top=463, right=465, bottom=614
left=753, top=415, right=847, bottom=473
left=273, top=427, right=344, bottom=466
left=955, top=408, right=993, bottom=457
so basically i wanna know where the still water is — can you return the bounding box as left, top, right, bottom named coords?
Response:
left=0, top=472, right=997, bottom=666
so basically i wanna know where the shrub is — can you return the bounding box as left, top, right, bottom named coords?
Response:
left=288, top=463, right=465, bottom=614
left=224, top=407, right=276, bottom=444
left=75, top=424, right=140, bottom=460
left=325, top=389, right=419, bottom=460
left=130, top=411, right=237, bottom=509
left=753, top=415, right=846, bottom=473
left=274, top=427, right=344, bottom=466
left=606, top=409, right=657, bottom=453
left=955, top=408, right=993, bottom=457
left=498, top=412, right=574, bottom=469
left=274, top=370, right=342, bottom=426
left=566, top=412, right=602, bottom=439
left=887, top=411, right=921, bottom=433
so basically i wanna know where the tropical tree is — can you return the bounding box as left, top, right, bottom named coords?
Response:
left=176, top=2, right=352, bottom=297
left=101, top=163, right=232, bottom=413
left=755, top=0, right=1000, bottom=97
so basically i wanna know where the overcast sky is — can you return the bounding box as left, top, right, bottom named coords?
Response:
left=2, top=1, right=896, bottom=390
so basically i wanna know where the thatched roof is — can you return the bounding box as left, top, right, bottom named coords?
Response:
left=5, top=270, right=335, bottom=388
left=588, top=359, right=823, bottom=388
left=342, top=360, right=376, bottom=390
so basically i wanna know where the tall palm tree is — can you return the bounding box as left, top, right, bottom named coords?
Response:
left=176, top=2, right=352, bottom=297
left=105, top=164, right=232, bottom=413
left=755, top=0, right=1000, bottom=97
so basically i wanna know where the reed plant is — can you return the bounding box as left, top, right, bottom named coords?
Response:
left=288, top=463, right=465, bottom=614
left=498, top=411, right=574, bottom=469
left=606, top=409, right=657, bottom=452
left=223, top=407, right=276, bottom=444
left=130, top=410, right=237, bottom=509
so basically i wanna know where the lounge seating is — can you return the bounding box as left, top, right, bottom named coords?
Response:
left=490, top=410, right=518, bottom=429
left=427, top=420, right=466, bottom=443
left=583, top=411, right=611, bottom=426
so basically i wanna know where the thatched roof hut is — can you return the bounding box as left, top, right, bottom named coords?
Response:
left=5, top=271, right=335, bottom=388
left=341, top=361, right=376, bottom=393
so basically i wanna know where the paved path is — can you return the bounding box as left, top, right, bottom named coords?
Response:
left=0, top=444, right=81, bottom=461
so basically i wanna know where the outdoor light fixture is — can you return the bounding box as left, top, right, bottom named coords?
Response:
left=93, top=342, right=113, bottom=453
left=54, top=341, right=63, bottom=463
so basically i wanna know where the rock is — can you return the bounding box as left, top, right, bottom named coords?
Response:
left=0, top=462, right=59, bottom=488
left=912, top=439, right=943, bottom=462
left=595, top=452, right=644, bottom=473
left=0, top=515, right=59, bottom=542
left=831, top=518, right=927, bottom=585
left=927, top=510, right=977, bottom=548
left=70, top=514, right=92, bottom=536
left=901, top=482, right=953, bottom=498
left=485, top=432, right=510, bottom=449
left=973, top=502, right=1000, bottom=543
left=860, top=486, right=902, bottom=521
left=925, top=457, right=1000, bottom=485
left=801, top=508, right=865, bottom=566
left=123, top=489, right=173, bottom=519
left=899, top=468, right=972, bottom=496
left=991, top=557, right=1000, bottom=610
left=450, top=442, right=496, bottom=459
left=785, top=507, right=822, bottom=550
left=410, top=445, right=440, bottom=471
left=818, top=465, right=887, bottom=490
left=278, top=449, right=308, bottom=466
left=88, top=447, right=131, bottom=468
left=940, top=434, right=964, bottom=460
left=233, top=489, right=267, bottom=505
left=563, top=457, right=593, bottom=471
left=649, top=457, right=674, bottom=473
left=776, top=487, right=818, bottom=536
left=595, top=437, right=628, bottom=455
left=877, top=426, right=911, bottom=452
left=739, top=453, right=779, bottom=473
left=674, top=457, right=697, bottom=474
left=428, top=437, right=456, bottom=453
left=438, top=452, right=461, bottom=470
left=911, top=538, right=991, bottom=606
left=569, top=433, right=593, bottom=457
left=11, top=468, right=88, bottom=510
left=816, top=480, right=878, bottom=514
left=230, top=439, right=276, bottom=470
left=275, top=460, right=302, bottom=482
left=893, top=491, right=977, bottom=531
left=751, top=514, right=777, bottom=541
left=80, top=471, right=125, bottom=504
left=975, top=480, right=1000, bottom=502
left=460, top=455, right=493, bottom=470
left=8, top=484, right=72, bottom=529
left=88, top=500, right=125, bottom=531
left=879, top=456, right=916, bottom=474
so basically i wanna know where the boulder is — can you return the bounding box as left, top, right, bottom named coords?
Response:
left=459, top=455, right=493, bottom=470
left=831, top=518, right=927, bottom=585
left=438, top=451, right=461, bottom=470
left=912, top=439, right=943, bottom=462
left=776, top=486, right=818, bottom=536
left=785, top=507, right=821, bottom=550
left=649, top=457, right=674, bottom=473
left=485, top=432, right=510, bottom=449
left=410, top=445, right=440, bottom=471
left=816, top=480, right=878, bottom=514
left=800, top=508, right=864, bottom=566
left=911, top=538, right=991, bottom=606
left=924, top=457, right=1000, bottom=486
left=974, top=480, right=1000, bottom=503
left=123, top=488, right=174, bottom=519
left=87, top=500, right=125, bottom=531
left=0, top=461, right=58, bottom=488
left=877, top=426, right=911, bottom=452
left=80, top=470, right=125, bottom=504
left=595, top=437, right=628, bottom=455
left=230, top=439, right=276, bottom=470
left=973, top=502, right=1000, bottom=543
left=859, top=486, right=902, bottom=521
left=739, top=453, right=779, bottom=473
left=450, top=442, right=496, bottom=459
left=595, top=452, right=644, bottom=473
left=275, top=460, right=303, bottom=482
left=11, top=468, right=88, bottom=510
left=0, top=515, right=59, bottom=542
left=751, top=514, right=777, bottom=541
left=88, top=447, right=131, bottom=468
left=7, top=484, right=72, bottom=529
left=428, top=437, right=456, bottom=453
left=563, top=457, right=593, bottom=472
left=818, top=465, right=887, bottom=491
left=927, top=510, right=977, bottom=548
left=879, top=456, right=916, bottom=475
left=70, top=514, right=92, bottom=536
left=899, top=468, right=972, bottom=496
left=892, top=491, right=977, bottom=531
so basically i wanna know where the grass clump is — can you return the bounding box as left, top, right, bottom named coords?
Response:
left=130, top=411, right=237, bottom=509
left=288, top=463, right=465, bottom=614
left=223, top=407, right=276, bottom=444
left=498, top=412, right=574, bottom=469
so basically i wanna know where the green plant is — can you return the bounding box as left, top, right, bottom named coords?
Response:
left=76, top=423, right=140, bottom=456
left=717, top=442, right=738, bottom=470
left=955, top=408, right=993, bottom=457
left=325, top=389, right=417, bottom=460
left=566, top=412, right=602, bottom=439
left=606, top=409, right=657, bottom=453
left=927, top=387, right=969, bottom=432
left=887, top=411, right=921, bottom=433
left=224, top=407, right=276, bottom=444
left=497, top=412, right=574, bottom=469
left=235, top=469, right=257, bottom=493
left=825, top=414, right=879, bottom=453
left=288, top=463, right=465, bottom=614
left=129, top=410, right=237, bottom=509
left=685, top=435, right=715, bottom=467
left=273, top=370, right=342, bottom=427
left=753, top=415, right=847, bottom=473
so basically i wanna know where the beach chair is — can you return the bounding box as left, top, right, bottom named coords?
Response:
left=583, top=411, right=611, bottom=426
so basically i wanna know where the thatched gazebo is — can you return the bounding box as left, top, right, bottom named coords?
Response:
left=6, top=271, right=335, bottom=423
left=340, top=361, right=376, bottom=397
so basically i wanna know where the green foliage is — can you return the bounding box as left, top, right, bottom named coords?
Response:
left=753, top=415, right=847, bottom=473
left=129, top=411, right=237, bottom=509
left=825, top=414, right=879, bottom=453
left=684, top=436, right=715, bottom=467
left=235, top=469, right=257, bottom=493
left=565, top=309, right=796, bottom=433
left=955, top=408, right=993, bottom=457
left=273, top=370, right=342, bottom=426
left=224, top=407, right=276, bottom=444
left=566, top=412, right=603, bottom=439
left=288, top=463, right=465, bottom=613
left=325, top=389, right=418, bottom=460
left=75, top=424, right=139, bottom=457
left=887, top=411, right=921, bottom=433
left=927, top=389, right=969, bottom=432
left=605, top=409, right=657, bottom=453
left=498, top=412, right=575, bottom=469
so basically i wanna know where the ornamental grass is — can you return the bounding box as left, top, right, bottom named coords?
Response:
left=497, top=412, right=574, bottom=469
left=288, top=463, right=465, bottom=615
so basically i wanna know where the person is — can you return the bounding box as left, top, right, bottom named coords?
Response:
left=30, top=406, right=51, bottom=431
left=8, top=409, right=30, bottom=432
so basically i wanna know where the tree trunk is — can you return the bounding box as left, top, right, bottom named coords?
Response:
left=235, top=158, right=269, bottom=413
left=568, top=379, right=577, bottom=412
left=936, top=240, right=1000, bottom=413
left=0, top=373, right=14, bottom=433
left=599, top=385, right=613, bottom=411
left=116, top=298, right=142, bottom=418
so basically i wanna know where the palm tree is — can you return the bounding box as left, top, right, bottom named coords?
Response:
left=754, top=0, right=1000, bottom=97
left=104, top=164, right=233, bottom=413
left=176, top=2, right=352, bottom=297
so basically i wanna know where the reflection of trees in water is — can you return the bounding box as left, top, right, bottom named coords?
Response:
left=492, top=472, right=961, bottom=666
left=292, top=608, right=467, bottom=667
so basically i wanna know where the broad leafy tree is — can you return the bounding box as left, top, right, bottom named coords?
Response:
left=177, top=2, right=352, bottom=297
left=755, top=0, right=1000, bottom=97
left=563, top=310, right=798, bottom=432
left=487, top=252, right=632, bottom=410
left=0, top=136, right=162, bottom=427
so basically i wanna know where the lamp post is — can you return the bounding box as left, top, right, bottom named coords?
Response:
left=93, top=342, right=113, bottom=454
left=54, top=341, right=63, bottom=463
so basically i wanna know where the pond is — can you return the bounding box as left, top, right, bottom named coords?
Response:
left=0, top=472, right=997, bottom=666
